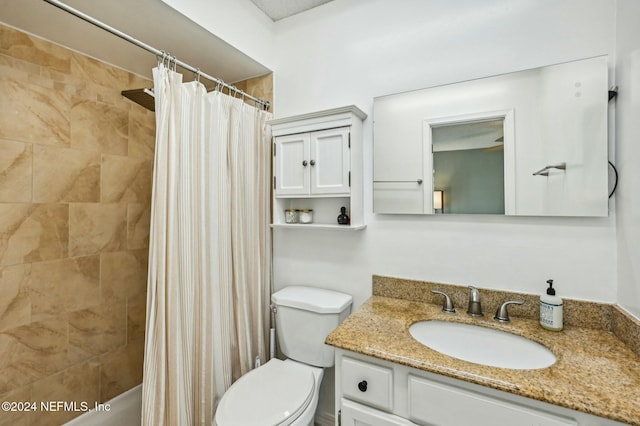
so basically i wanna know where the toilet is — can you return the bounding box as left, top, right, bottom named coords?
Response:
left=214, top=286, right=352, bottom=426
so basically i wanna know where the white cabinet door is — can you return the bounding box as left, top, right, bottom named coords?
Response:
left=274, top=128, right=350, bottom=197
left=274, top=133, right=310, bottom=196
left=310, top=128, right=350, bottom=195
left=341, top=399, right=417, bottom=426
left=408, top=375, right=577, bottom=426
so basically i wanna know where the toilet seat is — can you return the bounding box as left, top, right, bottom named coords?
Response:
left=215, top=359, right=316, bottom=426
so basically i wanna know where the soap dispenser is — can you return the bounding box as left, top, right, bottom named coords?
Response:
left=540, top=279, right=563, bottom=331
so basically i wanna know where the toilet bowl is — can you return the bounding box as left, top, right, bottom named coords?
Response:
left=214, top=359, right=323, bottom=426
left=214, top=286, right=352, bottom=426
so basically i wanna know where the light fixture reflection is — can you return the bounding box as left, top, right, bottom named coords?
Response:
left=434, top=190, right=444, bottom=213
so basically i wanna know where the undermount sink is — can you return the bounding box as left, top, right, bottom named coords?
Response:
left=409, top=320, right=556, bottom=370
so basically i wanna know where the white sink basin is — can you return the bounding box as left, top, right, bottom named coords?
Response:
left=409, top=320, right=556, bottom=370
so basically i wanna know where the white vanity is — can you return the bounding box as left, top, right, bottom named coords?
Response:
left=326, top=280, right=640, bottom=426
left=335, top=349, right=626, bottom=426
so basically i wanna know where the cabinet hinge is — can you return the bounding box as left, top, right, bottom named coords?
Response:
left=273, top=142, right=276, bottom=156
left=348, top=133, right=351, bottom=148
left=273, top=176, right=276, bottom=189
left=348, top=171, right=351, bottom=187
left=338, top=409, right=341, bottom=426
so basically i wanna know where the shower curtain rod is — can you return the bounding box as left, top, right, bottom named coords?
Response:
left=42, top=0, right=271, bottom=110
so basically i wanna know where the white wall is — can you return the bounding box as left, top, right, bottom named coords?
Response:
left=615, top=0, right=640, bottom=318
left=271, top=0, right=618, bottom=310
left=160, top=0, right=275, bottom=72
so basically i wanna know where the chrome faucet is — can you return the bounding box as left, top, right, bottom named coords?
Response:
left=467, top=286, right=483, bottom=317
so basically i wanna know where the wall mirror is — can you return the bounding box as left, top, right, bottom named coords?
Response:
left=373, top=56, right=609, bottom=216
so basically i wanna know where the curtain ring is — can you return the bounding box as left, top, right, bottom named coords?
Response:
left=195, top=68, right=201, bottom=83
left=159, top=51, right=167, bottom=68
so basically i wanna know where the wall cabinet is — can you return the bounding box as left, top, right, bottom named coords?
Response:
left=269, top=106, right=367, bottom=230
left=274, top=128, right=350, bottom=197
left=335, top=349, right=627, bottom=426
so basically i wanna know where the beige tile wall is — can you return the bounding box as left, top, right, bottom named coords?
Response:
left=0, top=25, right=154, bottom=425
left=233, top=73, right=274, bottom=112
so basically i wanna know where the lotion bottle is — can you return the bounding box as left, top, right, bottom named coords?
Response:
left=540, top=279, right=563, bottom=331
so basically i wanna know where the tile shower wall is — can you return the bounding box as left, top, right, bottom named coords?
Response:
left=235, top=72, right=274, bottom=111
left=0, top=25, right=154, bottom=426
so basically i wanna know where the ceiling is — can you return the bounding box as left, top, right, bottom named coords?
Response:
left=0, top=0, right=271, bottom=83
left=249, top=0, right=334, bottom=21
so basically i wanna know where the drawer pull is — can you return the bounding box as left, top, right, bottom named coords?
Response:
left=358, top=380, right=368, bottom=392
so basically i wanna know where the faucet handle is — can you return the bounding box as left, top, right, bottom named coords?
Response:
left=431, top=290, right=456, bottom=314
left=494, top=300, right=525, bottom=323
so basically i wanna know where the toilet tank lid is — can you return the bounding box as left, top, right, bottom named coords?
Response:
left=272, top=286, right=352, bottom=314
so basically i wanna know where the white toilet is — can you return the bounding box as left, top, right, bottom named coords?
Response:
left=214, top=286, right=352, bottom=426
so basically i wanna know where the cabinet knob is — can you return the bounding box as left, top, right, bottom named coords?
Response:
left=302, top=160, right=308, bottom=167
left=310, top=159, right=316, bottom=166
left=358, top=380, right=368, bottom=392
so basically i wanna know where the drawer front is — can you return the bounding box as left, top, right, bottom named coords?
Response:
left=408, top=375, right=577, bottom=426
left=342, top=357, right=393, bottom=411
left=340, top=399, right=417, bottom=426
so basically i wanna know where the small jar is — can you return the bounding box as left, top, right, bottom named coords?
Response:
left=298, top=209, right=313, bottom=224
left=284, top=209, right=299, bottom=224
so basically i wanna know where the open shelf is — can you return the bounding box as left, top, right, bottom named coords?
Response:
left=271, top=223, right=366, bottom=231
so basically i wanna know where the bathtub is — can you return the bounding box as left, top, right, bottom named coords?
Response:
left=64, top=385, right=141, bottom=426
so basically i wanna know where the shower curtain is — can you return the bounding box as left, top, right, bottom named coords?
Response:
left=142, top=63, right=272, bottom=425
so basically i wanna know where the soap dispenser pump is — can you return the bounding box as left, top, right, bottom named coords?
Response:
left=540, top=279, right=563, bottom=331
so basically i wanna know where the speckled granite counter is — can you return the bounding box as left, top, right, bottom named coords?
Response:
left=326, top=279, right=640, bottom=425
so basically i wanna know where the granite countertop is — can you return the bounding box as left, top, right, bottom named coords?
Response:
left=326, top=295, right=640, bottom=425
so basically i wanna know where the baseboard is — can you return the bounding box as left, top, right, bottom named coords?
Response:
left=314, top=410, right=335, bottom=426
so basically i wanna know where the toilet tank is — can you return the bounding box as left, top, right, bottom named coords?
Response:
left=272, top=286, right=352, bottom=368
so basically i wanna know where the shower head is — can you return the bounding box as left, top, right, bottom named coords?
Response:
left=121, top=88, right=155, bottom=111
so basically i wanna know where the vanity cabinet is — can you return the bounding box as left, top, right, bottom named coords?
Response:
left=335, top=349, right=627, bottom=426
left=269, top=106, right=367, bottom=229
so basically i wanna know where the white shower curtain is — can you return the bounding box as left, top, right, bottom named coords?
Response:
left=142, top=63, right=272, bottom=425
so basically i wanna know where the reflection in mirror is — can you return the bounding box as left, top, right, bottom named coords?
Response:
left=373, top=55, right=609, bottom=217
left=432, top=119, right=505, bottom=214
